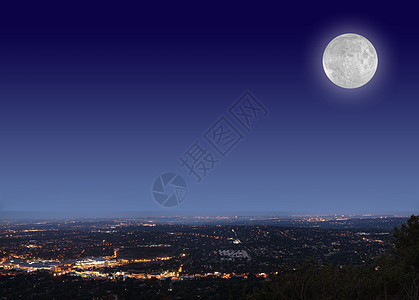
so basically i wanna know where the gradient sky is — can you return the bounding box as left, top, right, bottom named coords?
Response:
left=0, top=2, right=418, bottom=216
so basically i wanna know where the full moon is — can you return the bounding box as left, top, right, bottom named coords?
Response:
left=322, top=33, right=378, bottom=89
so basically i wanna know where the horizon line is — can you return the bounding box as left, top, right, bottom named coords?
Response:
left=0, top=210, right=417, bottom=220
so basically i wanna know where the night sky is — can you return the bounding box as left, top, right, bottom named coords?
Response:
left=0, top=2, right=418, bottom=217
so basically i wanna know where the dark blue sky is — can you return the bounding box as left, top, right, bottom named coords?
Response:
left=0, top=2, right=418, bottom=216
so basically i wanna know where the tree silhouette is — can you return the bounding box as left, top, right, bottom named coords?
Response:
left=393, top=214, right=419, bottom=252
